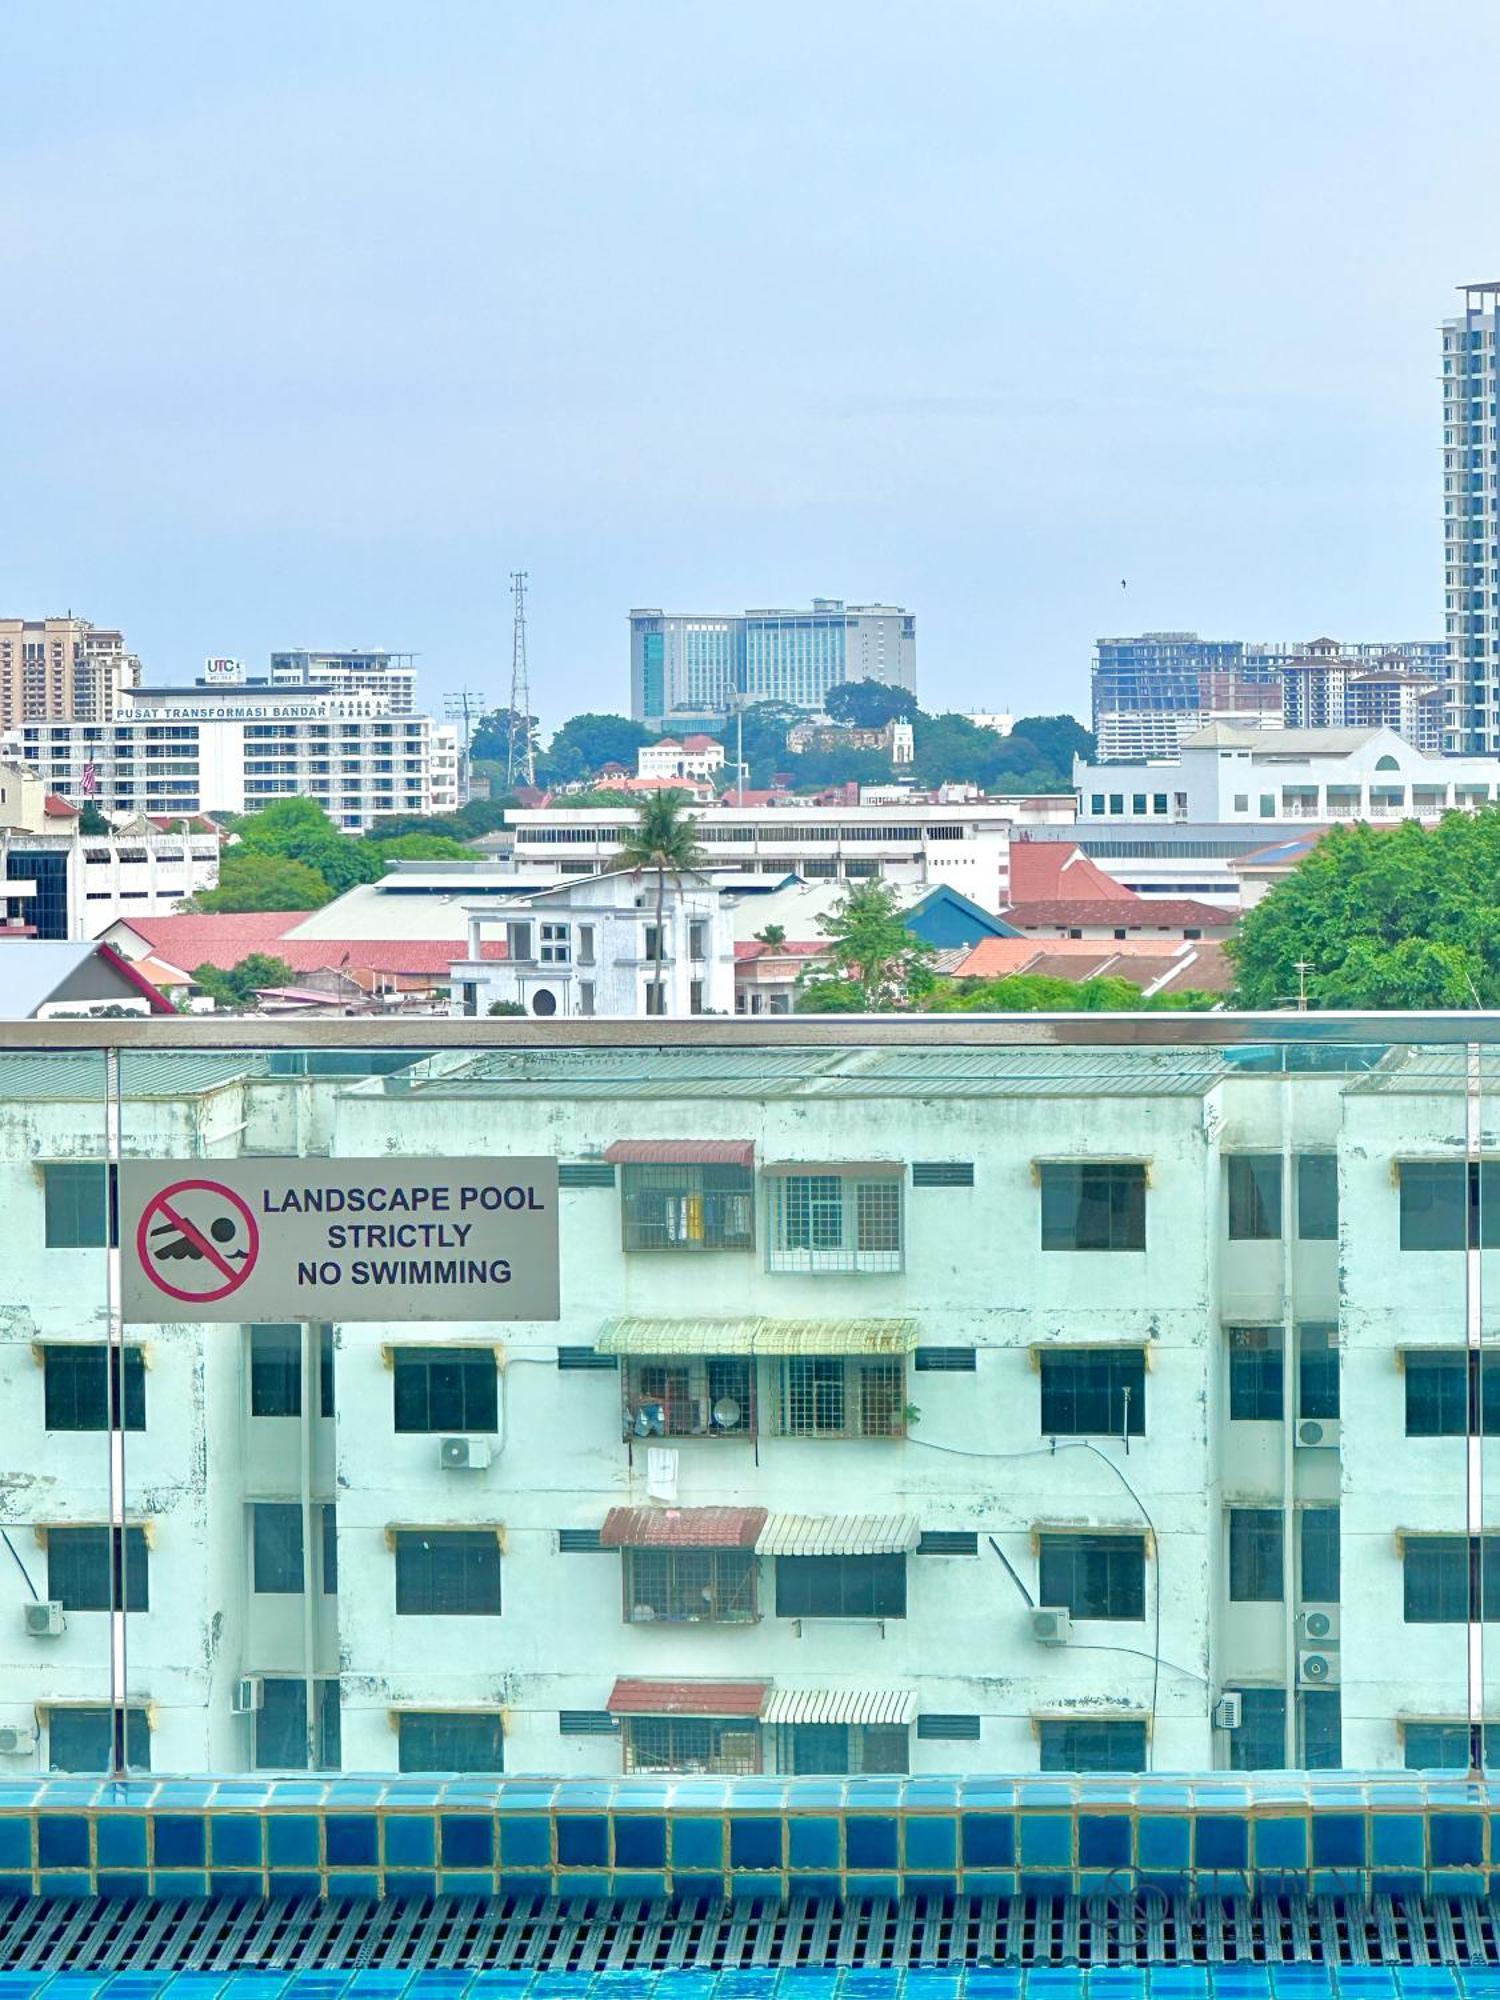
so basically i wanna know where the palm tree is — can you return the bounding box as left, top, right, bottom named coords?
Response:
left=611, top=791, right=707, bottom=1016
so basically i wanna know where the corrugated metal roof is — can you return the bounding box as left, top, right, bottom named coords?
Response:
left=600, top=1506, right=766, bottom=1549
left=0, top=1052, right=264, bottom=1101
left=598, top=1316, right=919, bottom=1357
left=757, top=1513, right=922, bottom=1556
left=760, top=1686, right=917, bottom=1726
left=604, top=1139, right=755, bottom=1165
left=606, top=1677, right=767, bottom=1717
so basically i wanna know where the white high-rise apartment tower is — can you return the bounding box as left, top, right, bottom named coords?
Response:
left=1443, top=283, right=1500, bottom=753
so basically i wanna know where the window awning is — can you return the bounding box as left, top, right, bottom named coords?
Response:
left=607, top=1677, right=768, bottom=1718
left=761, top=1687, right=917, bottom=1727
left=761, top=1160, right=905, bottom=1177
left=757, top=1513, right=922, bottom=1556
left=600, top=1506, right=766, bottom=1550
left=605, top=1140, right=755, bottom=1166
left=598, top=1316, right=919, bottom=1357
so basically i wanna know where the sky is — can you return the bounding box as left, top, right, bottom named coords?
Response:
left=2, top=1, right=1497, bottom=731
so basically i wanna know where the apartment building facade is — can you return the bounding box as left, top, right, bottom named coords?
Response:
left=0, top=1023, right=1496, bottom=1781
left=0, top=618, right=142, bottom=730
left=1444, top=285, right=1500, bottom=753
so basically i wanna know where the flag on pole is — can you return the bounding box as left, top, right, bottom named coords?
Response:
left=81, top=762, right=98, bottom=798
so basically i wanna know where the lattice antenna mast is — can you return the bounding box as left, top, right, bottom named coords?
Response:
left=507, top=570, right=535, bottom=788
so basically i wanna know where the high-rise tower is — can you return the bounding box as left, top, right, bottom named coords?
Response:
left=1443, top=283, right=1500, bottom=753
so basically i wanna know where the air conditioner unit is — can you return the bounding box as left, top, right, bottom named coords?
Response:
left=1299, top=1604, right=1341, bottom=1644
left=23, top=1601, right=65, bottom=1639
left=440, top=1435, right=492, bottom=1471
left=1212, top=1693, right=1243, bottom=1732
left=232, top=1676, right=264, bottom=1715
left=0, top=1725, right=37, bottom=1756
left=1030, top=1606, right=1072, bottom=1646
left=1296, top=1416, right=1341, bottom=1449
left=1298, top=1648, right=1340, bottom=1686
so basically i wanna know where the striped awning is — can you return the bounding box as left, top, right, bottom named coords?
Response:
left=756, top=1513, right=922, bottom=1556
left=761, top=1687, right=917, bottom=1727
left=761, top=1160, right=905, bottom=1177
left=607, top=1678, right=767, bottom=1718
left=598, top=1316, right=919, bottom=1357
left=605, top=1140, right=755, bottom=1167
left=600, top=1506, right=766, bottom=1549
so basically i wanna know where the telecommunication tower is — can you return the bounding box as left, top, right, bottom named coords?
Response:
left=506, top=570, right=535, bottom=788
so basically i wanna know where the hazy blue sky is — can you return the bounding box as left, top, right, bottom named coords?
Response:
left=3, top=2, right=1497, bottom=727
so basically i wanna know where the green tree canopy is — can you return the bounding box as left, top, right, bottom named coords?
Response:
left=231, top=798, right=384, bottom=896
left=191, top=953, right=296, bottom=1010
left=801, top=879, right=935, bottom=1011
left=373, top=832, right=470, bottom=862
left=195, top=852, right=332, bottom=912
left=825, top=679, right=916, bottom=728
left=540, top=713, right=653, bottom=785
left=470, top=706, right=540, bottom=773
left=1229, top=814, right=1500, bottom=1008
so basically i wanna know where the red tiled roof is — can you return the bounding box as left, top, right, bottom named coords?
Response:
left=607, top=1677, right=769, bottom=1717
left=953, top=935, right=1221, bottom=981
left=1001, top=898, right=1231, bottom=930
left=604, top=1140, right=755, bottom=1166
left=680, top=734, right=721, bottom=751
left=733, top=940, right=827, bottom=962
left=1007, top=841, right=1135, bottom=902
left=600, top=1506, right=767, bottom=1550
left=145, top=813, right=222, bottom=834
left=43, top=795, right=79, bottom=818
left=115, top=913, right=504, bottom=981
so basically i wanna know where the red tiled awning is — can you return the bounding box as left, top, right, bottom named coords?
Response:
left=600, top=1505, right=767, bottom=1549
left=607, top=1678, right=769, bottom=1718
left=604, top=1140, right=755, bottom=1167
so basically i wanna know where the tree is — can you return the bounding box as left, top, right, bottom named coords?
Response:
left=825, top=679, right=916, bottom=728
left=1229, top=814, right=1500, bottom=1007
left=754, top=923, right=786, bottom=946
left=78, top=802, right=111, bottom=834
left=539, top=713, right=652, bottom=785
left=194, top=852, right=332, bottom=912
left=470, top=706, right=540, bottom=774
left=801, top=879, right=936, bottom=1010
left=374, top=832, right=470, bottom=862
left=610, top=791, right=706, bottom=1015
left=232, top=797, right=384, bottom=896
left=191, top=953, right=296, bottom=1011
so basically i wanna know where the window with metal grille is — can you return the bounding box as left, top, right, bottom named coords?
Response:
left=1039, top=1163, right=1145, bottom=1251
left=1399, top=1161, right=1500, bottom=1250
left=1405, top=1350, right=1500, bottom=1435
left=914, top=1347, right=976, bottom=1372
left=622, top=1716, right=759, bottom=1774
left=1297, top=1154, right=1338, bottom=1240
left=254, top=1679, right=341, bottom=1772
left=1038, top=1719, right=1146, bottom=1772
left=398, top=1711, right=503, bottom=1773
left=1037, top=1533, right=1144, bottom=1621
left=773, top=1355, right=905, bottom=1438
left=42, top=1345, right=145, bottom=1431
left=1039, top=1348, right=1145, bottom=1436
left=559, top=1710, right=618, bottom=1735
left=252, top=1503, right=304, bottom=1594
left=47, top=1526, right=149, bottom=1611
left=1404, top=1535, right=1500, bottom=1622
left=779, top=1722, right=908, bottom=1774
left=559, top=1163, right=616, bottom=1189
left=1298, top=1323, right=1339, bottom=1421
left=1300, top=1506, right=1340, bottom=1602
left=916, top=1531, right=978, bottom=1556
left=622, top=1355, right=756, bottom=1438
left=1228, top=1325, right=1284, bottom=1421
left=558, top=1527, right=608, bottom=1552
left=917, top=1712, right=982, bottom=1740
left=557, top=1347, right=617, bottom=1370
left=1227, top=1686, right=1286, bottom=1769
left=768, top=1175, right=903, bottom=1273
left=623, top=1547, right=758, bottom=1623
left=48, top=1706, right=150, bottom=1773
left=392, top=1347, right=498, bottom=1432
left=250, top=1325, right=302, bottom=1416
left=775, top=1553, right=907, bottom=1619
left=394, top=1530, right=502, bottom=1615
left=1229, top=1508, right=1284, bottom=1602
left=621, top=1164, right=754, bottom=1252
left=912, top=1162, right=974, bottom=1188
left=43, top=1162, right=117, bottom=1248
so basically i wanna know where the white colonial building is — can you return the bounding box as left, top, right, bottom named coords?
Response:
left=637, top=736, right=726, bottom=783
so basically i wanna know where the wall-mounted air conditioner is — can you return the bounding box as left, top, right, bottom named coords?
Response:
left=23, top=1602, right=65, bottom=1639
left=1030, top=1606, right=1072, bottom=1646
left=440, top=1436, right=492, bottom=1471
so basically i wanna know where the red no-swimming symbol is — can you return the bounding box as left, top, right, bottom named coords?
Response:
left=136, top=1178, right=261, bottom=1304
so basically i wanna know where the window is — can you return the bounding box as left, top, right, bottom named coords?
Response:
left=1300, top=1689, right=1341, bottom=1770
left=1228, top=1326, right=1283, bottom=1421
left=1228, top=1687, right=1286, bottom=1769
left=558, top=1164, right=616, bottom=1190
left=1405, top=1351, right=1500, bottom=1435
left=1300, top=1507, right=1340, bottom=1602
left=769, top=1173, right=903, bottom=1272
left=1404, top=1535, right=1500, bottom=1621
left=774, top=1355, right=905, bottom=1438
left=689, top=979, right=705, bottom=1014
left=620, top=1164, right=754, bottom=1252
left=1039, top=1163, right=1146, bottom=1251
left=780, top=1722, right=908, bottom=1773
left=1400, top=1162, right=1500, bottom=1249
left=1037, top=1533, right=1145, bottom=1621
left=255, top=1679, right=341, bottom=1771
left=577, top=925, right=596, bottom=966
left=1403, top=1722, right=1500, bottom=1769
left=557, top=1346, right=617, bottom=1370
left=1227, top=1155, right=1282, bottom=1240
left=917, top=1531, right=979, bottom=1556
left=776, top=1553, right=906, bottom=1619
left=252, top=1503, right=305, bottom=1594
left=396, top=1709, right=504, bottom=1771
left=250, top=1325, right=301, bottom=1415
left=43, top=1163, right=115, bottom=1248
left=579, top=981, right=596, bottom=1016
left=395, top=1530, right=502, bottom=1615
left=622, top=1355, right=756, bottom=1438
left=320, top=1325, right=335, bottom=1418
left=622, top=1716, right=758, bottom=1775
left=624, top=1548, right=757, bottom=1623
left=1297, top=1155, right=1338, bottom=1240
left=914, top=1346, right=976, bottom=1371
left=688, top=920, right=707, bottom=960
left=1298, top=1324, right=1340, bottom=1421
left=392, top=1348, right=498, bottom=1432
left=1039, top=1348, right=1145, bottom=1436
left=912, top=1162, right=974, bottom=1189
left=559, top=1710, right=617, bottom=1735
left=1229, top=1508, right=1284, bottom=1602
left=48, top=1707, right=150, bottom=1773
left=539, top=922, right=570, bottom=964
left=43, top=1345, right=144, bottom=1430
left=557, top=1528, right=606, bottom=1552
left=321, top=1504, right=338, bottom=1595
left=1039, top=1719, right=1147, bottom=1772
left=917, top=1713, right=981, bottom=1741
left=47, top=1526, right=148, bottom=1611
